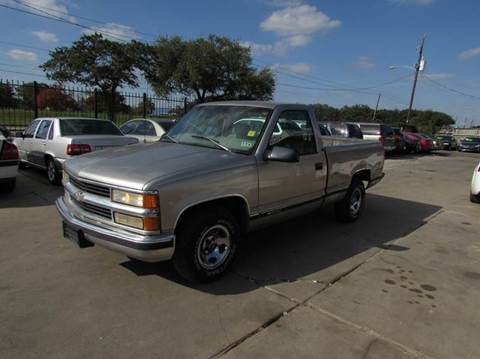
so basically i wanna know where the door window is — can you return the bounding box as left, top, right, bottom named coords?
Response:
left=24, top=120, right=41, bottom=138
left=35, top=120, right=52, bottom=140
left=120, top=121, right=138, bottom=135
left=135, top=121, right=155, bottom=136
left=268, top=111, right=317, bottom=155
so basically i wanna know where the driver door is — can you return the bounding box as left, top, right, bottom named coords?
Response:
left=257, top=110, right=327, bottom=213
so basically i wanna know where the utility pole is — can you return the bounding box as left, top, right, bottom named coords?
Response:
left=372, top=93, right=381, bottom=121
left=406, top=35, right=426, bottom=124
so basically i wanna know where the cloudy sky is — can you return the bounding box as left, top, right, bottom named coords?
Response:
left=0, top=0, right=479, bottom=125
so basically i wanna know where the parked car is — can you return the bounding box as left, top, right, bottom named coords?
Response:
left=400, top=130, right=420, bottom=153
left=419, top=134, right=436, bottom=151
left=318, top=123, right=332, bottom=136
left=402, top=132, right=429, bottom=153
left=471, top=162, right=480, bottom=203
left=0, top=131, right=19, bottom=192
left=435, top=135, right=457, bottom=150
left=120, top=118, right=176, bottom=143
left=321, top=121, right=363, bottom=139
left=56, top=101, right=385, bottom=282
left=391, top=127, right=407, bottom=153
left=355, top=123, right=396, bottom=152
left=15, top=117, right=138, bottom=185
left=458, top=137, right=480, bottom=153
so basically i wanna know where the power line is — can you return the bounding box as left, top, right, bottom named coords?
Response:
left=16, top=0, right=157, bottom=40
left=423, top=75, right=480, bottom=101
left=0, top=2, right=132, bottom=42
left=0, top=68, right=48, bottom=78
left=0, top=40, right=50, bottom=52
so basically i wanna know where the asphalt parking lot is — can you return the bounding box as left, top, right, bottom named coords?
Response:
left=1, top=151, right=480, bottom=359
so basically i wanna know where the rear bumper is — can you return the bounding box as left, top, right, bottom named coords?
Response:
left=56, top=197, right=175, bottom=262
left=0, top=163, right=18, bottom=179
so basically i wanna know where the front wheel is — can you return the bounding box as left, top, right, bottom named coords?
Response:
left=173, top=206, right=239, bottom=282
left=334, top=179, right=365, bottom=223
left=46, top=157, right=61, bottom=185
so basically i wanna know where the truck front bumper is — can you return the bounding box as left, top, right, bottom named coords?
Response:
left=56, top=197, right=175, bottom=262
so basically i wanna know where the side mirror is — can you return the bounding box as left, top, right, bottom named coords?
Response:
left=267, top=146, right=299, bottom=163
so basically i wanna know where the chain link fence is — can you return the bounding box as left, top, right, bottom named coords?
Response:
left=0, top=80, right=189, bottom=132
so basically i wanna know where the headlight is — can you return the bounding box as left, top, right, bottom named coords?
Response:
left=111, top=189, right=159, bottom=208
left=63, top=171, right=70, bottom=183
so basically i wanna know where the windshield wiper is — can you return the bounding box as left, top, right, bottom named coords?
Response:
left=160, top=134, right=178, bottom=143
left=191, top=135, right=231, bottom=152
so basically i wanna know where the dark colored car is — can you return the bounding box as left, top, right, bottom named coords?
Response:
left=356, top=123, right=396, bottom=152
left=435, top=135, right=457, bottom=150
left=458, top=137, right=480, bottom=153
left=403, top=132, right=431, bottom=153
left=321, top=121, right=363, bottom=139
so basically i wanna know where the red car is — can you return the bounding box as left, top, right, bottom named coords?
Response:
left=403, top=132, right=431, bottom=153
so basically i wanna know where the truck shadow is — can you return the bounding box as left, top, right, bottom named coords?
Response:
left=121, top=194, right=441, bottom=295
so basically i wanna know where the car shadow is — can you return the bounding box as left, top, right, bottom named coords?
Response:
left=120, top=193, right=441, bottom=294
left=0, top=168, right=63, bottom=208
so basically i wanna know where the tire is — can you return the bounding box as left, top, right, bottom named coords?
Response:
left=172, top=206, right=239, bottom=282
left=46, top=157, right=61, bottom=185
left=1, top=178, right=16, bottom=193
left=334, top=179, right=365, bottom=223
left=471, top=194, right=480, bottom=204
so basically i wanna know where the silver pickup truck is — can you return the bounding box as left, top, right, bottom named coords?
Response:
left=56, top=102, right=385, bottom=281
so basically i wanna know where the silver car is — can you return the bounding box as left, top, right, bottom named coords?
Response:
left=355, top=123, right=396, bottom=152
left=15, top=117, right=138, bottom=185
left=119, top=118, right=176, bottom=143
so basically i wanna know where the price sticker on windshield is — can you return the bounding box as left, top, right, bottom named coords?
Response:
left=247, top=130, right=256, bottom=137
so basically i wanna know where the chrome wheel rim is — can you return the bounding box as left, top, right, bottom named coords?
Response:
left=350, top=188, right=362, bottom=217
left=196, top=224, right=231, bottom=270
left=47, top=161, right=55, bottom=181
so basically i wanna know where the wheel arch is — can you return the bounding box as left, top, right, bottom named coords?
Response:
left=174, top=195, right=250, bottom=235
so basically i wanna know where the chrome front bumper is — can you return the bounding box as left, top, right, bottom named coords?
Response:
left=56, top=197, right=175, bottom=262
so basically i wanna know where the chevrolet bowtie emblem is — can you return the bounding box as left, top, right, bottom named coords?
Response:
left=74, top=191, right=85, bottom=201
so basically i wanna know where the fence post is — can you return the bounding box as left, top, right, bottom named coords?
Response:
left=143, top=93, right=147, bottom=118
left=94, top=89, right=98, bottom=118
left=33, top=81, right=39, bottom=119
left=184, top=97, right=188, bottom=114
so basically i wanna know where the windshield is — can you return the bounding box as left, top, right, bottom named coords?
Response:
left=463, top=137, right=480, bottom=143
left=60, top=119, right=122, bottom=136
left=167, top=105, right=271, bottom=154
left=437, top=136, right=452, bottom=140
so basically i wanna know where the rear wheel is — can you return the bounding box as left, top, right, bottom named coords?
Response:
left=173, top=206, right=239, bottom=282
left=471, top=194, right=480, bottom=203
left=46, top=157, right=61, bottom=185
left=335, top=179, right=365, bottom=223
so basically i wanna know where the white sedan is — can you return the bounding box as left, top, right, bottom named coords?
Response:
left=0, top=131, right=19, bottom=193
left=471, top=162, right=480, bottom=203
left=120, top=118, right=176, bottom=143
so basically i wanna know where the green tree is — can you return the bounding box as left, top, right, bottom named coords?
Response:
left=135, top=35, right=275, bottom=102
left=0, top=82, right=17, bottom=107
left=40, top=33, right=139, bottom=119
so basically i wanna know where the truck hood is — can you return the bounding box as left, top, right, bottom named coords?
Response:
left=64, top=142, right=252, bottom=190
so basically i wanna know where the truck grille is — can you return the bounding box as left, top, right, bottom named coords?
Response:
left=71, top=197, right=112, bottom=219
left=70, top=176, right=110, bottom=198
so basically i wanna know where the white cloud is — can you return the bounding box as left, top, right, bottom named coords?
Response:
left=32, top=30, right=58, bottom=43
left=272, top=63, right=312, bottom=74
left=260, top=5, right=341, bottom=36
left=425, top=73, right=453, bottom=80
left=390, top=0, right=435, bottom=5
left=83, top=22, right=138, bottom=41
left=7, top=49, right=38, bottom=62
left=284, top=34, right=312, bottom=47
left=353, top=56, right=375, bottom=69
left=458, top=47, right=480, bottom=60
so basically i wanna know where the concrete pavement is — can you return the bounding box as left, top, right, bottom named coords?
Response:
left=0, top=152, right=479, bottom=358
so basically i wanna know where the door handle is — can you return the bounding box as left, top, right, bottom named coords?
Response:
left=315, top=162, right=323, bottom=170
